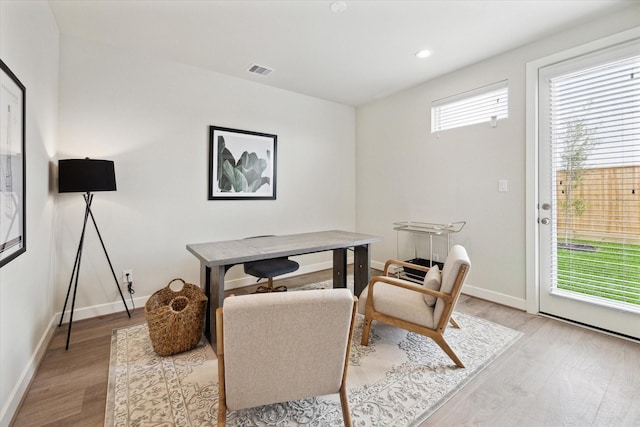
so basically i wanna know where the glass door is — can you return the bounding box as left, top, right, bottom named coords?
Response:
left=538, top=40, right=640, bottom=340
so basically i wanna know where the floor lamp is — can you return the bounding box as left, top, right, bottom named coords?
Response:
left=58, top=158, right=131, bottom=350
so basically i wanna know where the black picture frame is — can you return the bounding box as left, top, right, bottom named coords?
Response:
left=209, top=126, right=277, bottom=200
left=0, top=59, right=26, bottom=267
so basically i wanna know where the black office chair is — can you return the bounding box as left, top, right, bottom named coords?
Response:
left=243, top=236, right=299, bottom=293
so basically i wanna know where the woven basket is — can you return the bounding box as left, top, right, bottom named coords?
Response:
left=144, top=278, right=208, bottom=356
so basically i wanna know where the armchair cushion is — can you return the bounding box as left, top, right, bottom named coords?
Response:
left=358, top=280, right=436, bottom=329
left=434, top=245, right=471, bottom=325
left=422, top=265, right=441, bottom=306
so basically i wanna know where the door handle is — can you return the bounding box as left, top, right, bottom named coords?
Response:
left=539, top=218, right=550, bottom=225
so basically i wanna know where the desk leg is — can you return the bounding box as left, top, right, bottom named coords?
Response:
left=333, top=248, right=347, bottom=288
left=202, top=264, right=226, bottom=347
left=353, top=244, right=371, bottom=297
left=201, top=265, right=211, bottom=341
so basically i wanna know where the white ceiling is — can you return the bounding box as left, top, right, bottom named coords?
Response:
left=49, top=0, right=631, bottom=106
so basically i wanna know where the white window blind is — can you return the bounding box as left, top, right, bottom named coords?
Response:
left=431, top=80, right=508, bottom=133
left=546, top=47, right=640, bottom=307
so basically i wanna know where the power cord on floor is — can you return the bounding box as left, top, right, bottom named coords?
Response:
left=126, top=273, right=135, bottom=310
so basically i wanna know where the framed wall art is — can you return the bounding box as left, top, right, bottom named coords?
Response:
left=209, top=126, right=277, bottom=200
left=0, top=59, right=26, bottom=267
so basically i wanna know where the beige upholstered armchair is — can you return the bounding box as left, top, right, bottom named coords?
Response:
left=216, top=288, right=358, bottom=426
left=358, top=245, right=471, bottom=368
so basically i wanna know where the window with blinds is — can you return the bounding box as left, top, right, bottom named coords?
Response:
left=431, top=80, right=508, bottom=133
left=547, top=48, right=640, bottom=307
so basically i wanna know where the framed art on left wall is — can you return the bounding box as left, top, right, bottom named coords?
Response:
left=0, top=59, right=26, bottom=267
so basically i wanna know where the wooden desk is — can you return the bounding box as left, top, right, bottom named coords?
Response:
left=186, top=230, right=382, bottom=344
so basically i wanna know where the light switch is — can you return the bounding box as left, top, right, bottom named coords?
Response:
left=498, top=179, right=508, bottom=192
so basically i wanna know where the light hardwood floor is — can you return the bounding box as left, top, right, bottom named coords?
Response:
left=10, top=269, right=640, bottom=426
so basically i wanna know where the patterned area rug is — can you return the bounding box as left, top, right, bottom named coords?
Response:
left=106, top=283, right=522, bottom=426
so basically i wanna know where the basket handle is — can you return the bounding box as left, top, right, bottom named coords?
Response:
left=167, top=278, right=186, bottom=292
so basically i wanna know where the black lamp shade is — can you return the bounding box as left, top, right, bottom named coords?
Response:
left=58, top=159, right=117, bottom=193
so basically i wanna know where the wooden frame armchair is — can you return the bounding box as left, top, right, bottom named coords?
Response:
left=216, top=289, right=358, bottom=426
left=359, top=245, right=471, bottom=368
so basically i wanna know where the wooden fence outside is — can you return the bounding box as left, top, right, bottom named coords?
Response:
left=556, top=165, right=640, bottom=244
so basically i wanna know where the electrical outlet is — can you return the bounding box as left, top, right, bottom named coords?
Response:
left=433, top=254, right=440, bottom=262
left=122, top=269, right=133, bottom=284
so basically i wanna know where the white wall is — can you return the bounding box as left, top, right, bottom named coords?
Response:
left=56, top=35, right=356, bottom=318
left=0, top=2, right=59, bottom=425
left=355, top=4, right=640, bottom=309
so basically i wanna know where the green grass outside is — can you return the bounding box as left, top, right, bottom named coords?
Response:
left=557, top=240, right=640, bottom=306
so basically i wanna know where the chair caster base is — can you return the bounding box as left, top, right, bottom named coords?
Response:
left=254, top=285, right=287, bottom=293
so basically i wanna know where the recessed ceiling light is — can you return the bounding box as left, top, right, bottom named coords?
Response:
left=415, top=49, right=432, bottom=59
left=330, top=1, right=347, bottom=13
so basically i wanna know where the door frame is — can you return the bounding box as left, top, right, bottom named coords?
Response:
left=525, top=27, right=640, bottom=316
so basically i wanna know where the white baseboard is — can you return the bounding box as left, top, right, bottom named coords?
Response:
left=371, top=261, right=526, bottom=311
left=461, top=284, right=527, bottom=311
left=60, top=274, right=528, bottom=325
left=0, top=316, right=57, bottom=427
left=57, top=296, right=145, bottom=323
left=58, top=259, right=342, bottom=323
left=371, top=260, right=385, bottom=272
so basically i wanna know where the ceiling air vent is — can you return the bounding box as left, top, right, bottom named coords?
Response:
left=247, top=64, right=273, bottom=76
